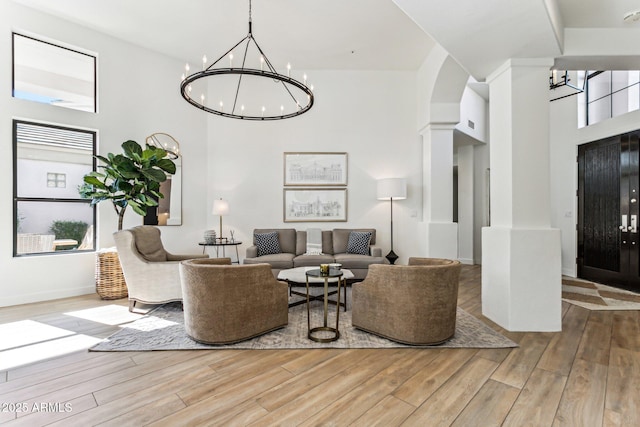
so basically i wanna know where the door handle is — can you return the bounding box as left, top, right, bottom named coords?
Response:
left=621, top=214, right=628, bottom=232
left=632, top=215, right=637, bottom=233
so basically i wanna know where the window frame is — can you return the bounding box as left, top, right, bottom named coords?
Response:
left=12, top=32, right=98, bottom=113
left=12, top=119, right=97, bottom=257
left=585, top=70, right=640, bottom=126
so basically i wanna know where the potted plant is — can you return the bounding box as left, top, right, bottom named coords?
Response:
left=79, top=139, right=176, bottom=299
left=80, top=140, right=176, bottom=231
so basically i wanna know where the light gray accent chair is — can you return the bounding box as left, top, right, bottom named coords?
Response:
left=113, top=225, right=208, bottom=312
left=244, top=228, right=385, bottom=280
left=179, top=258, right=289, bottom=344
left=352, top=257, right=462, bottom=345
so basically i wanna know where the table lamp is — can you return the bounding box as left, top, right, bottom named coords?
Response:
left=212, top=198, right=229, bottom=241
left=377, top=178, right=407, bottom=264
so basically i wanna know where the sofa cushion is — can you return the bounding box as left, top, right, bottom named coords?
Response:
left=332, top=228, right=376, bottom=254
left=255, top=231, right=281, bottom=256
left=293, top=254, right=335, bottom=267
left=254, top=228, right=296, bottom=254
left=130, top=226, right=167, bottom=262
left=334, top=253, right=386, bottom=269
left=243, top=253, right=295, bottom=270
left=296, top=230, right=334, bottom=255
left=346, top=231, right=373, bottom=255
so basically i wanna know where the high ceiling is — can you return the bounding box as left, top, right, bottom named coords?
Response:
left=11, top=0, right=436, bottom=71
left=395, top=0, right=640, bottom=79
left=11, top=0, right=640, bottom=79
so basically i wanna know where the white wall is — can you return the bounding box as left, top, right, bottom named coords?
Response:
left=1, top=1, right=207, bottom=307
left=456, top=82, right=489, bottom=264
left=456, top=85, right=487, bottom=143
left=206, top=71, right=423, bottom=264
left=550, top=94, right=578, bottom=277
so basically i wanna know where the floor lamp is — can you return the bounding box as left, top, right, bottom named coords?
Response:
left=377, top=178, right=407, bottom=264
left=212, top=198, right=229, bottom=241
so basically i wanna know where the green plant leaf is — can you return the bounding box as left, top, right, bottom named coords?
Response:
left=117, top=180, right=133, bottom=192
left=82, top=175, right=103, bottom=186
left=141, top=168, right=167, bottom=182
left=127, top=200, right=147, bottom=216
left=122, top=140, right=143, bottom=159
left=156, top=158, right=176, bottom=174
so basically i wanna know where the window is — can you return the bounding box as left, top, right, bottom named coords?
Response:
left=13, top=120, right=96, bottom=256
left=47, top=173, right=66, bottom=188
left=582, top=70, right=640, bottom=126
left=12, top=33, right=97, bottom=113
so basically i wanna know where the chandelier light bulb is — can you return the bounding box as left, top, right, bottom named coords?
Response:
left=287, top=63, right=291, bottom=77
left=281, top=105, right=284, bottom=114
left=202, top=55, right=207, bottom=70
left=185, top=63, right=190, bottom=73
left=262, top=106, right=265, bottom=117
left=201, top=94, right=205, bottom=104
left=303, top=74, right=307, bottom=85
left=219, top=101, right=223, bottom=112
left=187, top=84, right=192, bottom=93
left=229, top=53, right=234, bottom=68
left=241, top=105, right=245, bottom=112
left=181, top=73, right=185, bottom=81
left=260, top=56, right=264, bottom=71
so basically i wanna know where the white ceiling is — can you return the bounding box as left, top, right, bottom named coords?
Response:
left=11, top=0, right=436, bottom=71
left=394, top=0, right=640, bottom=79
left=12, top=0, right=640, bottom=79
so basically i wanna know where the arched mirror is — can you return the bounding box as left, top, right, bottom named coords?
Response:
left=144, top=133, right=182, bottom=226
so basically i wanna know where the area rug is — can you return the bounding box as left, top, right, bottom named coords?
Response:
left=562, top=277, right=640, bottom=310
left=90, top=289, right=517, bottom=351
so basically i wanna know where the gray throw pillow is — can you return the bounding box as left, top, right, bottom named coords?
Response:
left=346, top=231, right=372, bottom=255
left=255, top=231, right=281, bottom=256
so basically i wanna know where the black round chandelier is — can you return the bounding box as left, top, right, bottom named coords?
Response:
left=180, top=0, right=314, bottom=121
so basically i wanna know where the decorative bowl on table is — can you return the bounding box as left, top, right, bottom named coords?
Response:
left=203, top=230, right=217, bottom=244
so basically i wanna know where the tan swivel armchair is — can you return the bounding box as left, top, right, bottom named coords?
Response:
left=352, top=257, right=461, bottom=345
left=179, top=259, right=289, bottom=344
left=113, top=225, right=208, bottom=311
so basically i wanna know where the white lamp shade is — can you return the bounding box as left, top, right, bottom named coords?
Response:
left=212, top=198, right=229, bottom=215
left=377, top=178, right=407, bottom=200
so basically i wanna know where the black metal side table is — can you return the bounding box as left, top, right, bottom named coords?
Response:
left=305, top=268, right=344, bottom=343
left=198, top=241, right=242, bottom=264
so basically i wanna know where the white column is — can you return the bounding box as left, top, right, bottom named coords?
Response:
left=482, top=59, right=562, bottom=332
left=457, top=144, right=474, bottom=264
left=421, top=123, right=458, bottom=259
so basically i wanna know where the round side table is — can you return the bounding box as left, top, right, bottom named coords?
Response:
left=305, top=268, right=345, bottom=343
left=198, top=241, right=242, bottom=263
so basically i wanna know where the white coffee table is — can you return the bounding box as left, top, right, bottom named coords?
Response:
left=278, top=266, right=354, bottom=311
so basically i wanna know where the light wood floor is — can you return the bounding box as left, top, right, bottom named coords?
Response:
left=1, top=265, right=639, bottom=426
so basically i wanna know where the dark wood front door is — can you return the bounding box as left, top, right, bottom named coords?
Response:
left=578, top=131, right=640, bottom=292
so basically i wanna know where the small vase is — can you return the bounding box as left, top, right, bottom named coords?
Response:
left=203, top=230, right=217, bottom=244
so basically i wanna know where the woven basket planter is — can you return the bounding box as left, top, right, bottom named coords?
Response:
left=95, top=250, right=128, bottom=300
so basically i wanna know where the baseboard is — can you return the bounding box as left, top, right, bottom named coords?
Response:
left=458, top=258, right=474, bottom=265
left=0, top=286, right=96, bottom=308
left=562, top=267, right=577, bottom=278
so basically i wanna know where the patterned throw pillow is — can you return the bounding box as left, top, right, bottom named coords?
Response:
left=346, top=231, right=372, bottom=255
left=255, top=231, right=281, bottom=257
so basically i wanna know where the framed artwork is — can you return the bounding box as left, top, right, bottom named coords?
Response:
left=284, top=152, right=348, bottom=186
left=283, top=188, right=347, bottom=222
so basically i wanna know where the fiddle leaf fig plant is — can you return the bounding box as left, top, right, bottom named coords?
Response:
left=79, top=140, right=176, bottom=231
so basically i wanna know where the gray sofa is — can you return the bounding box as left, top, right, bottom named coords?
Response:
left=243, top=228, right=386, bottom=280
